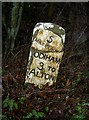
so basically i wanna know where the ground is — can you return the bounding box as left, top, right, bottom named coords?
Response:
left=2, top=3, right=89, bottom=119
left=2, top=40, right=89, bottom=120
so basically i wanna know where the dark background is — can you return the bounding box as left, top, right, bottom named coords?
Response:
left=2, top=2, right=89, bottom=120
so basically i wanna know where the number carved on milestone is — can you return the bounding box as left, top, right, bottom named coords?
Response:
left=37, top=62, right=44, bottom=70
left=47, top=36, right=54, bottom=43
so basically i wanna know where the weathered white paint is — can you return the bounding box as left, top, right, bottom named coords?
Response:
left=25, top=22, right=65, bottom=89
left=32, top=29, right=63, bottom=52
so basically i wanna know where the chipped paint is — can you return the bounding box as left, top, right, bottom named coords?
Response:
left=25, top=22, right=65, bottom=89
left=32, top=29, right=63, bottom=52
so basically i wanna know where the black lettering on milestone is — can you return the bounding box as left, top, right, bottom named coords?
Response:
left=34, top=52, right=39, bottom=58
left=40, top=72, right=44, bottom=78
left=52, top=67, right=56, bottom=72
left=37, top=62, right=44, bottom=70
left=48, top=66, right=51, bottom=71
left=47, top=36, right=54, bottom=43
left=55, top=57, right=61, bottom=64
left=51, top=75, right=55, bottom=81
left=29, top=69, right=35, bottom=76
left=45, top=74, right=50, bottom=80
left=36, top=71, right=41, bottom=77
left=39, top=53, right=44, bottom=59
left=43, top=53, right=48, bottom=60
left=45, top=54, right=51, bottom=61
left=34, top=51, right=60, bottom=64
left=49, top=57, right=54, bottom=62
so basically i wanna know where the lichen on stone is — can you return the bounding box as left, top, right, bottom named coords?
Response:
left=25, top=22, right=65, bottom=89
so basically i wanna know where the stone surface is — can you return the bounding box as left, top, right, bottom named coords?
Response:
left=25, top=22, right=65, bottom=88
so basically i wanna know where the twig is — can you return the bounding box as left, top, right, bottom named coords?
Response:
left=7, top=71, right=17, bottom=83
left=55, top=4, right=67, bottom=22
left=26, top=88, right=69, bottom=97
left=73, top=25, right=88, bottom=49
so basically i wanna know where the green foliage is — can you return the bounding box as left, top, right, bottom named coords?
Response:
left=72, top=71, right=89, bottom=89
left=22, top=110, right=45, bottom=120
left=70, top=102, right=87, bottom=120
left=0, top=68, right=6, bottom=76
left=3, top=96, right=49, bottom=120
left=2, top=114, right=8, bottom=120
left=32, top=110, right=45, bottom=119
left=18, top=97, right=25, bottom=104
left=76, top=104, right=82, bottom=113
left=44, top=106, right=49, bottom=112
left=22, top=113, right=33, bottom=119
left=2, top=96, right=26, bottom=119
left=86, top=71, right=89, bottom=79
left=83, top=102, right=89, bottom=106
left=22, top=106, right=49, bottom=120
left=3, top=96, right=25, bottom=110
left=71, top=114, right=86, bottom=120
left=72, top=73, right=82, bottom=89
left=3, top=96, right=18, bottom=111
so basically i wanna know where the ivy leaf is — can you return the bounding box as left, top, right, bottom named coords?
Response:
left=8, top=100, right=14, bottom=111
left=3, top=96, right=9, bottom=108
left=14, top=103, right=18, bottom=109
left=26, top=113, right=33, bottom=118
left=18, top=97, right=25, bottom=104
left=32, top=109, right=37, bottom=116
left=3, top=96, right=9, bottom=105
left=71, top=114, right=86, bottom=120
left=38, top=112, right=45, bottom=118
left=44, top=107, right=49, bottom=112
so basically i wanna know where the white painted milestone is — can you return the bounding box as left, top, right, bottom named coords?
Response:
left=25, top=22, right=65, bottom=88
